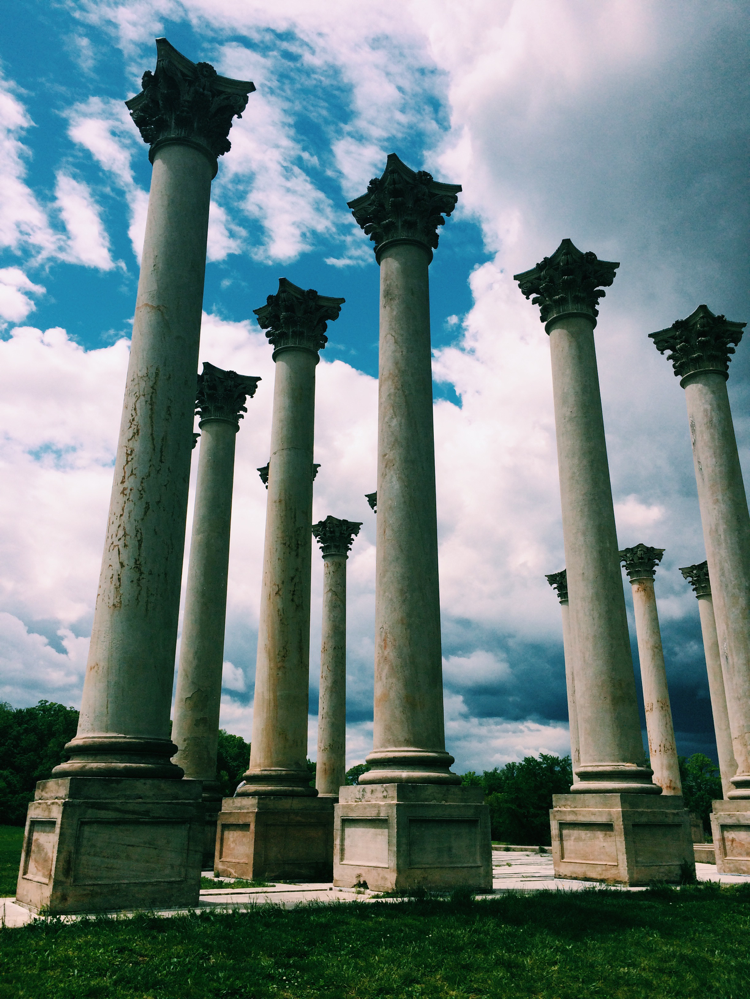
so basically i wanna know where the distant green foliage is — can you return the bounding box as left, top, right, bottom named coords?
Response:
left=216, top=729, right=250, bottom=797
left=345, top=763, right=370, bottom=785
left=462, top=754, right=573, bottom=846
left=0, top=700, right=79, bottom=825
left=0, top=824, right=24, bottom=895
left=679, top=753, right=723, bottom=833
left=307, top=758, right=316, bottom=788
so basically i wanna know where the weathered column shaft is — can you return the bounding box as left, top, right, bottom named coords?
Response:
left=172, top=363, right=259, bottom=855
left=516, top=240, right=657, bottom=795
left=546, top=570, right=580, bottom=769
left=316, top=555, right=347, bottom=796
left=651, top=306, right=750, bottom=797
left=56, top=41, right=253, bottom=778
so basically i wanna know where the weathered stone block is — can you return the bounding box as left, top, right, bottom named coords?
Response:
left=550, top=793, right=694, bottom=885
left=215, top=796, right=335, bottom=881
left=333, top=784, right=492, bottom=892
left=16, top=777, right=203, bottom=914
left=711, top=799, right=750, bottom=874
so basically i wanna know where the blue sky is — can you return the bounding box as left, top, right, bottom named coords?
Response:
left=0, top=0, right=748, bottom=773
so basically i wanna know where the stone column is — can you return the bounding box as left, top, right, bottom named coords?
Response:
left=215, top=278, right=344, bottom=882
left=16, top=39, right=253, bottom=916
left=545, top=570, right=580, bottom=770
left=680, top=562, right=736, bottom=800
left=515, top=240, right=692, bottom=886
left=312, top=516, right=362, bottom=798
left=172, top=362, right=260, bottom=867
left=620, top=545, right=681, bottom=795
left=650, top=307, right=750, bottom=872
left=333, top=154, right=491, bottom=894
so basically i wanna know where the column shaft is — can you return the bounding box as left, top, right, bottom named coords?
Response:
left=58, top=144, right=212, bottom=776
left=696, top=593, right=737, bottom=799
left=550, top=316, right=654, bottom=791
left=630, top=578, right=681, bottom=794
left=365, top=241, right=455, bottom=783
left=173, top=419, right=237, bottom=782
left=243, top=348, right=317, bottom=794
left=685, top=372, right=750, bottom=793
left=559, top=600, right=581, bottom=770
left=316, top=555, right=347, bottom=797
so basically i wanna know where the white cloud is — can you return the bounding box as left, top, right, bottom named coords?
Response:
left=221, top=660, right=246, bottom=692
left=0, top=612, right=89, bottom=709
left=0, top=268, right=44, bottom=322
left=54, top=173, right=116, bottom=270
left=443, top=650, right=511, bottom=691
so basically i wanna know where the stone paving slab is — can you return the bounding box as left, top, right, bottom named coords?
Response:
left=3, top=850, right=748, bottom=929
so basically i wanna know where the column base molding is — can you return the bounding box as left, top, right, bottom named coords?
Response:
left=215, top=796, right=335, bottom=881
left=550, top=793, right=694, bottom=885
left=53, top=736, right=183, bottom=780
left=333, top=783, right=492, bottom=892
left=15, top=778, right=204, bottom=915
left=570, top=762, right=660, bottom=794
left=711, top=799, right=750, bottom=873
left=360, top=748, right=461, bottom=785
left=235, top=767, right=317, bottom=796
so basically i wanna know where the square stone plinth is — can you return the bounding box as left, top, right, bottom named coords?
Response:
left=333, top=784, right=492, bottom=892
left=550, top=793, right=694, bottom=885
left=215, top=796, right=335, bottom=882
left=16, top=777, right=204, bottom=915
left=711, top=799, right=750, bottom=874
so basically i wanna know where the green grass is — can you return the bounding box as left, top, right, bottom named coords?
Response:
left=0, top=826, right=23, bottom=896
left=1, top=884, right=750, bottom=998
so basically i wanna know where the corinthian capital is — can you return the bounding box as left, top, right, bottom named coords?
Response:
left=620, top=543, right=664, bottom=581
left=196, top=362, right=259, bottom=428
left=312, top=516, right=362, bottom=558
left=254, top=278, right=344, bottom=357
left=514, top=239, right=619, bottom=330
left=649, top=305, right=746, bottom=385
left=680, top=561, right=711, bottom=597
left=545, top=569, right=568, bottom=604
left=126, top=38, right=254, bottom=172
left=348, top=153, right=461, bottom=261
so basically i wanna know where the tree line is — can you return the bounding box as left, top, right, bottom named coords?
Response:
left=0, top=701, right=722, bottom=840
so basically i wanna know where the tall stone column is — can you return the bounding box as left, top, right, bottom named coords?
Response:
left=312, top=516, right=362, bottom=798
left=680, top=562, right=736, bottom=799
left=215, top=278, right=344, bottom=882
left=515, top=240, right=692, bottom=885
left=333, top=154, right=491, bottom=893
left=16, top=39, right=253, bottom=916
left=650, top=306, right=750, bottom=871
left=545, top=570, right=580, bottom=770
left=620, top=545, right=681, bottom=795
left=172, top=362, right=260, bottom=867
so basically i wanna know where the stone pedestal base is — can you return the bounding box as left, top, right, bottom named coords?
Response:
left=15, top=777, right=203, bottom=915
left=333, top=784, right=492, bottom=892
left=550, top=793, right=694, bottom=885
left=215, top=796, right=335, bottom=881
left=711, top=799, right=750, bottom=874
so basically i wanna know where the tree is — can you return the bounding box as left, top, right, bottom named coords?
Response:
left=345, top=763, right=369, bottom=786
left=216, top=729, right=250, bottom=797
left=679, top=753, right=722, bottom=834
left=0, top=701, right=80, bottom=825
left=461, top=754, right=573, bottom=846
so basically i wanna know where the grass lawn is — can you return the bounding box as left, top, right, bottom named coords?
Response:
left=1, top=884, right=749, bottom=998
left=0, top=825, right=23, bottom=897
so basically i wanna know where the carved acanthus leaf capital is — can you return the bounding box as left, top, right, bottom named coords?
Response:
left=649, top=305, right=746, bottom=384
left=545, top=569, right=568, bottom=603
left=514, top=238, right=619, bottom=330
left=196, top=362, right=259, bottom=427
left=126, top=38, right=254, bottom=170
left=365, top=491, right=377, bottom=513
left=348, top=153, right=461, bottom=260
left=312, top=516, right=362, bottom=558
left=620, top=543, right=664, bottom=581
left=254, top=278, right=344, bottom=356
left=680, top=561, right=711, bottom=597
left=258, top=463, right=269, bottom=489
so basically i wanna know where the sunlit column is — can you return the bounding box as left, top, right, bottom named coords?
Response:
left=312, top=516, right=361, bottom=798
left=545, top=569, right=580, bottom=771
left=680, top=561, right=737, bottom=799
left=172, top=362, right=259, bottom=863
left=620, top=544, right=681, bottom=794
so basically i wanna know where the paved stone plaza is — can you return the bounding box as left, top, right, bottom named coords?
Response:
left=3, top=847, right=749, bottom=929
